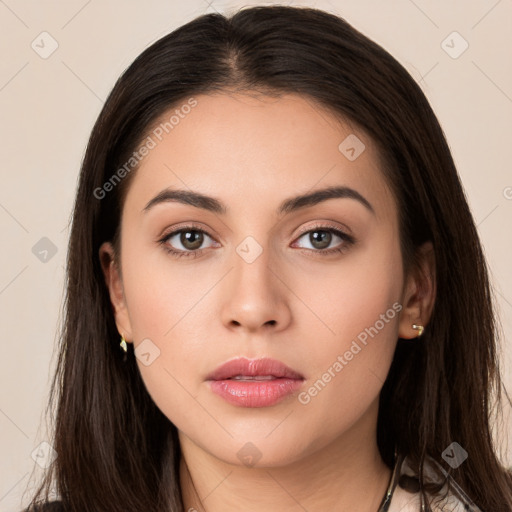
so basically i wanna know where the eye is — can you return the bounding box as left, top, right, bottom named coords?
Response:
left=158, top=225, right=219, bottom=258
left=158, top=222, right=355, bottom=259
left=292, top=224, right=355, bottom=255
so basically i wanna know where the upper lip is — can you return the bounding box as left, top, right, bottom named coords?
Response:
left=206, top=357, right=304, bottom=381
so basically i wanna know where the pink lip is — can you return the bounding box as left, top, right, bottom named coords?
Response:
left=206, top=357, right=304, bottom=408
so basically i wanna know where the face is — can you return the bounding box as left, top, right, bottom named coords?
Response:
left=101, top=91, right=427, bottom=467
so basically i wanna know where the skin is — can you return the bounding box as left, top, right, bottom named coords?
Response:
left=100, top=91, right=435, bottom=512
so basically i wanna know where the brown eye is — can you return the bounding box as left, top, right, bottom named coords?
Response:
left=293, top=226, right=354, bottom=254
left=179, top=230, right=204, bottom=250
left=308, top=230, right=332, bottom=250
left=160, top=226, right=218, bottom=258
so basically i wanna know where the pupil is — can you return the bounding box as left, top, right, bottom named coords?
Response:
left=311, top=230, right=331, bottom=249
left=181, top=230, right=203, bottom=250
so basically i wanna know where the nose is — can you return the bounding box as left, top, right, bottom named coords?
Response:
left=220, top=246, right=292, bottom=334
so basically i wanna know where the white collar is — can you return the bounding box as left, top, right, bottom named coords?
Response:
left=387, top=454, right=482, bottom=512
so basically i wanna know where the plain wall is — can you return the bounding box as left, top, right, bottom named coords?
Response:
left=0, top=1, right=510, bottom=510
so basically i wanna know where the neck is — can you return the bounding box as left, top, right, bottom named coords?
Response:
left=178, top=403, right=392, bottom=512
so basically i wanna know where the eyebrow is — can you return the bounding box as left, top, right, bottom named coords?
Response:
left=143, top=185, right=375, bottom=216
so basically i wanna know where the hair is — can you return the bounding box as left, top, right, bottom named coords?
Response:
left=24, top=5, right=512, bottom=512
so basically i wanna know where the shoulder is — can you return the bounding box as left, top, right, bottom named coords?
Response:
left=388, top=454, right=482, bottom=512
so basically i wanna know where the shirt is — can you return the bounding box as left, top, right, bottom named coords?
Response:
left=386, top=453, right=482, bottom=511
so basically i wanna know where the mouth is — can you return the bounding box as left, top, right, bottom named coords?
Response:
left=205, top=357, right=304, bottom=381
left=227, top=375, right=282, bottom=381
left=206, top=357, right=304, bottom=408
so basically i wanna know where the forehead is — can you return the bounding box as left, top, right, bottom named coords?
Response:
left=125, top=92, right=396, bottom=220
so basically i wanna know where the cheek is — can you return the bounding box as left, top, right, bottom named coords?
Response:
left=121, top=267, right=206, bottom=432
left=292, top=233, right=403, bottom=349
left=121, top=235, right=213, bottom=340
left=293, top=234, right=403, bottom=418
left=119, top=242, right=218, bottom=425
left=295, top=307, right=398, bottom=455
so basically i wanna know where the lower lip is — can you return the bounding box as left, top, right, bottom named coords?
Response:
left=208, top=378, right=304, bottom=407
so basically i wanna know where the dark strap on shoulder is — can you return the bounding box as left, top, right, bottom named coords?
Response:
left=377, top=452, right=405, bottom=511
left=23, top=501, right=65, bottom=512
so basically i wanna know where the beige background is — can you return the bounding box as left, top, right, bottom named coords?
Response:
left=1, top=0, right=511, bottom=510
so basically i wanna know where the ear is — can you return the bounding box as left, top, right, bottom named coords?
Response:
left=398, top=241, right=436, bottom=340
left=99, top=241, right=133, bottom=342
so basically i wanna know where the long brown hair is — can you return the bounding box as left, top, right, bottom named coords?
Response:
left=25, top=5, right=512, bottom=511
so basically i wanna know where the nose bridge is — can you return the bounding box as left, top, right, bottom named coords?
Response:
left=220, top=233, right=291, bottom=331
left=232, top=234, right=276, bottom=301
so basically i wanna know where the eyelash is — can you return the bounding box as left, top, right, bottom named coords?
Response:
left=158, top=222, right=355, bottom=259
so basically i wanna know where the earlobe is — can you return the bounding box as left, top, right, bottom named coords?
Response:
left=398, top=241, right=436, bottom=340
left=99, top=242, right=133, bottom=342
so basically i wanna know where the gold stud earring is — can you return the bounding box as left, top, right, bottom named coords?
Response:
left=412, top=324, right=424, bottom=337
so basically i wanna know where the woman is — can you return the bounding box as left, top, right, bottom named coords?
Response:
left=24, top=5, right=512, bottom=512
